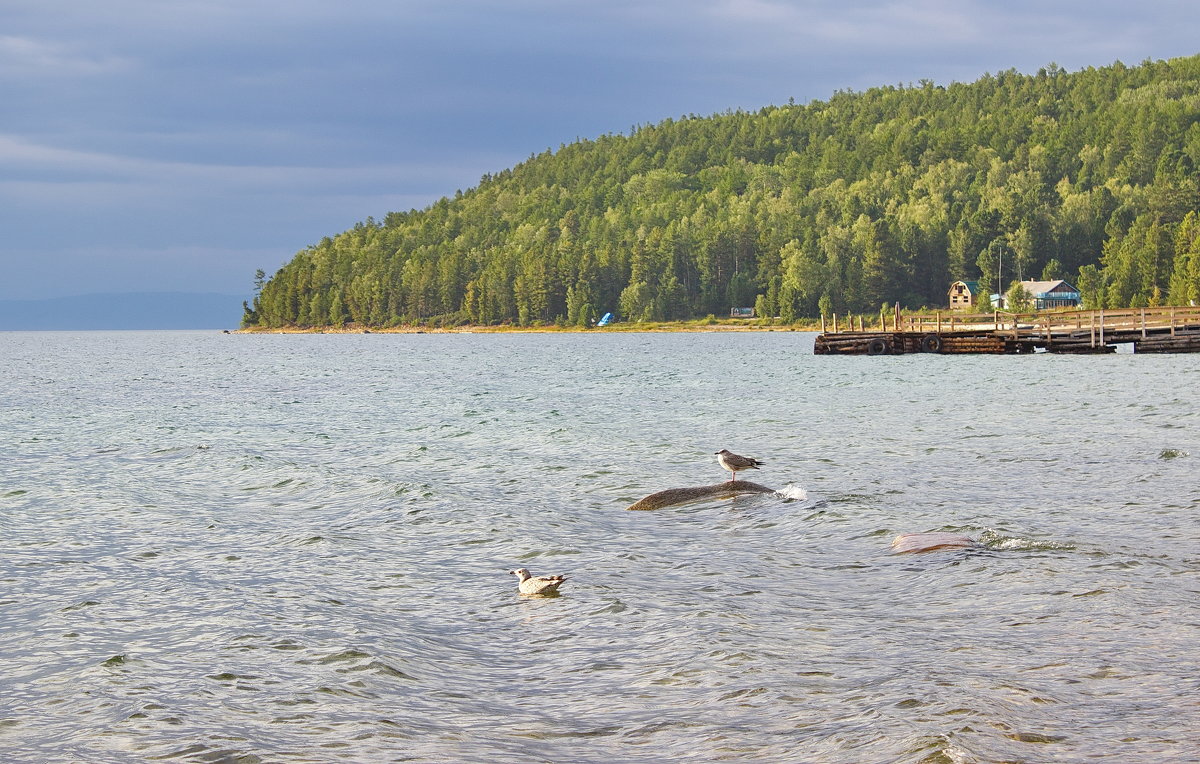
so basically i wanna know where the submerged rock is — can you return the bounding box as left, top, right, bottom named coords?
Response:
left=890, top=532, right=976, bottom=554
left=627, top=480, right=775, bottom=511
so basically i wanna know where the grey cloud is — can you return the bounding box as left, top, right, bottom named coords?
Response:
left=2, top=0, right=1198, bottom=300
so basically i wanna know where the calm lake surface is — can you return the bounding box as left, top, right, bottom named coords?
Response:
left=2, top=330, right=1198, bottom=763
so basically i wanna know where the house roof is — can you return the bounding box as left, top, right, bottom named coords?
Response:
left=1019, top=279, right=1078, bottom=296
left=948, top=280, right=980, bottom=293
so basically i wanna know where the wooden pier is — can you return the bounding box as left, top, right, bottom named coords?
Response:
left=814, top=305, right=1200, bottom=355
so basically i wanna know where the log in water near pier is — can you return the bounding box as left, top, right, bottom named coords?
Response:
left=814, top=305, right=1200, bottom=355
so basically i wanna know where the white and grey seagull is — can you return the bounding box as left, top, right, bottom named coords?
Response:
left=715, top=449, right=764, bottom=482
left=508, top=568, right=567, bottom=596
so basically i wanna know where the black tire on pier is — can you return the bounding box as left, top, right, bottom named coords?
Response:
left=867, top=338, right=890, bottom=355
left=920, top=333, right=943, bottom=353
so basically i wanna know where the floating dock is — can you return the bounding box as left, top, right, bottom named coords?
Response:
left=814, top=306, right=1200, bottom=355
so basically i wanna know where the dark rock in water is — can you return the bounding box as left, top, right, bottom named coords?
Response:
left=890, top=532, right=976, bottom=554
left=627, top=481, right=775, bottom=511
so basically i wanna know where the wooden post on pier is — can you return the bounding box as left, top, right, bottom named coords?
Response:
left=1090, top=311, right=1096, bottom=348
left=1171, top=307, right=1176, bottom=337
left=880, top=307, right=885, bottom=331
left=857, top=314, right=863, bottom=332
left=936, top=311, right=942, bottom=333
left=894, top=302, right=900, bottom=331
left=1099, top=309, right=1105, bottom=346
left=833, top=313, right=838, bottom=334
left=821, top=314, right=826, bottom=333
left=1141, top=308, right=1147, bottom=339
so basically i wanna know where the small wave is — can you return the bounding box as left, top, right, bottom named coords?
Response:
left=977, top=528, right=1075, bottom=552
left=776, top=483, right=807, bottom=501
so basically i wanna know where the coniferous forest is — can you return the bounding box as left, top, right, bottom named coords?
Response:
left=244, top=55, right=1200, bottom=329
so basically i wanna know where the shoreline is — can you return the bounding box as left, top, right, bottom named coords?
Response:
left=235, top=320, right=822, bottom=334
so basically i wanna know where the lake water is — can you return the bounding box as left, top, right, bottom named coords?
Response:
left=2, top=330, right=1198, bottom=763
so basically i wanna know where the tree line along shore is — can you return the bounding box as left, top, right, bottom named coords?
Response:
left=236, top=317, right=822, bottom=334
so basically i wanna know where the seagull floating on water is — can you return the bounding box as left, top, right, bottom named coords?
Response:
left=715, top=449, right=764, bottom=482
left=508, top=568, right=567, bottom=596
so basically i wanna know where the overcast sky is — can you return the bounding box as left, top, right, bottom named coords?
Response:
left=2, top=0, right=1197, bottom=300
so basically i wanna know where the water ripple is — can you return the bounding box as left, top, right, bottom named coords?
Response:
left=1, top=331, right=1198, bottom=761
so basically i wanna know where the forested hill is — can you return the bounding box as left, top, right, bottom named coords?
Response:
left=246, top=54, right=1200, bottom=329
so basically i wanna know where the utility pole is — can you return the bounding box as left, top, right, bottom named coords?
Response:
left=995, top=242, right=1003, bottom=308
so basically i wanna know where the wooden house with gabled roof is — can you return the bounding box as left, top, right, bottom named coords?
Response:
left=948, top=280, right=981, bottom=310
left=1016, top=279, right=1081, bottom=310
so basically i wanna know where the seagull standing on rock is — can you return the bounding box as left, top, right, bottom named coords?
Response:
left=715, top=449, right=764, bottom=482
left=508, top=568, right=567, bottom=596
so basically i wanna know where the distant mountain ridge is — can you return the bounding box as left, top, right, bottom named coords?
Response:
left=0, top=292, right=247, bottom=330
